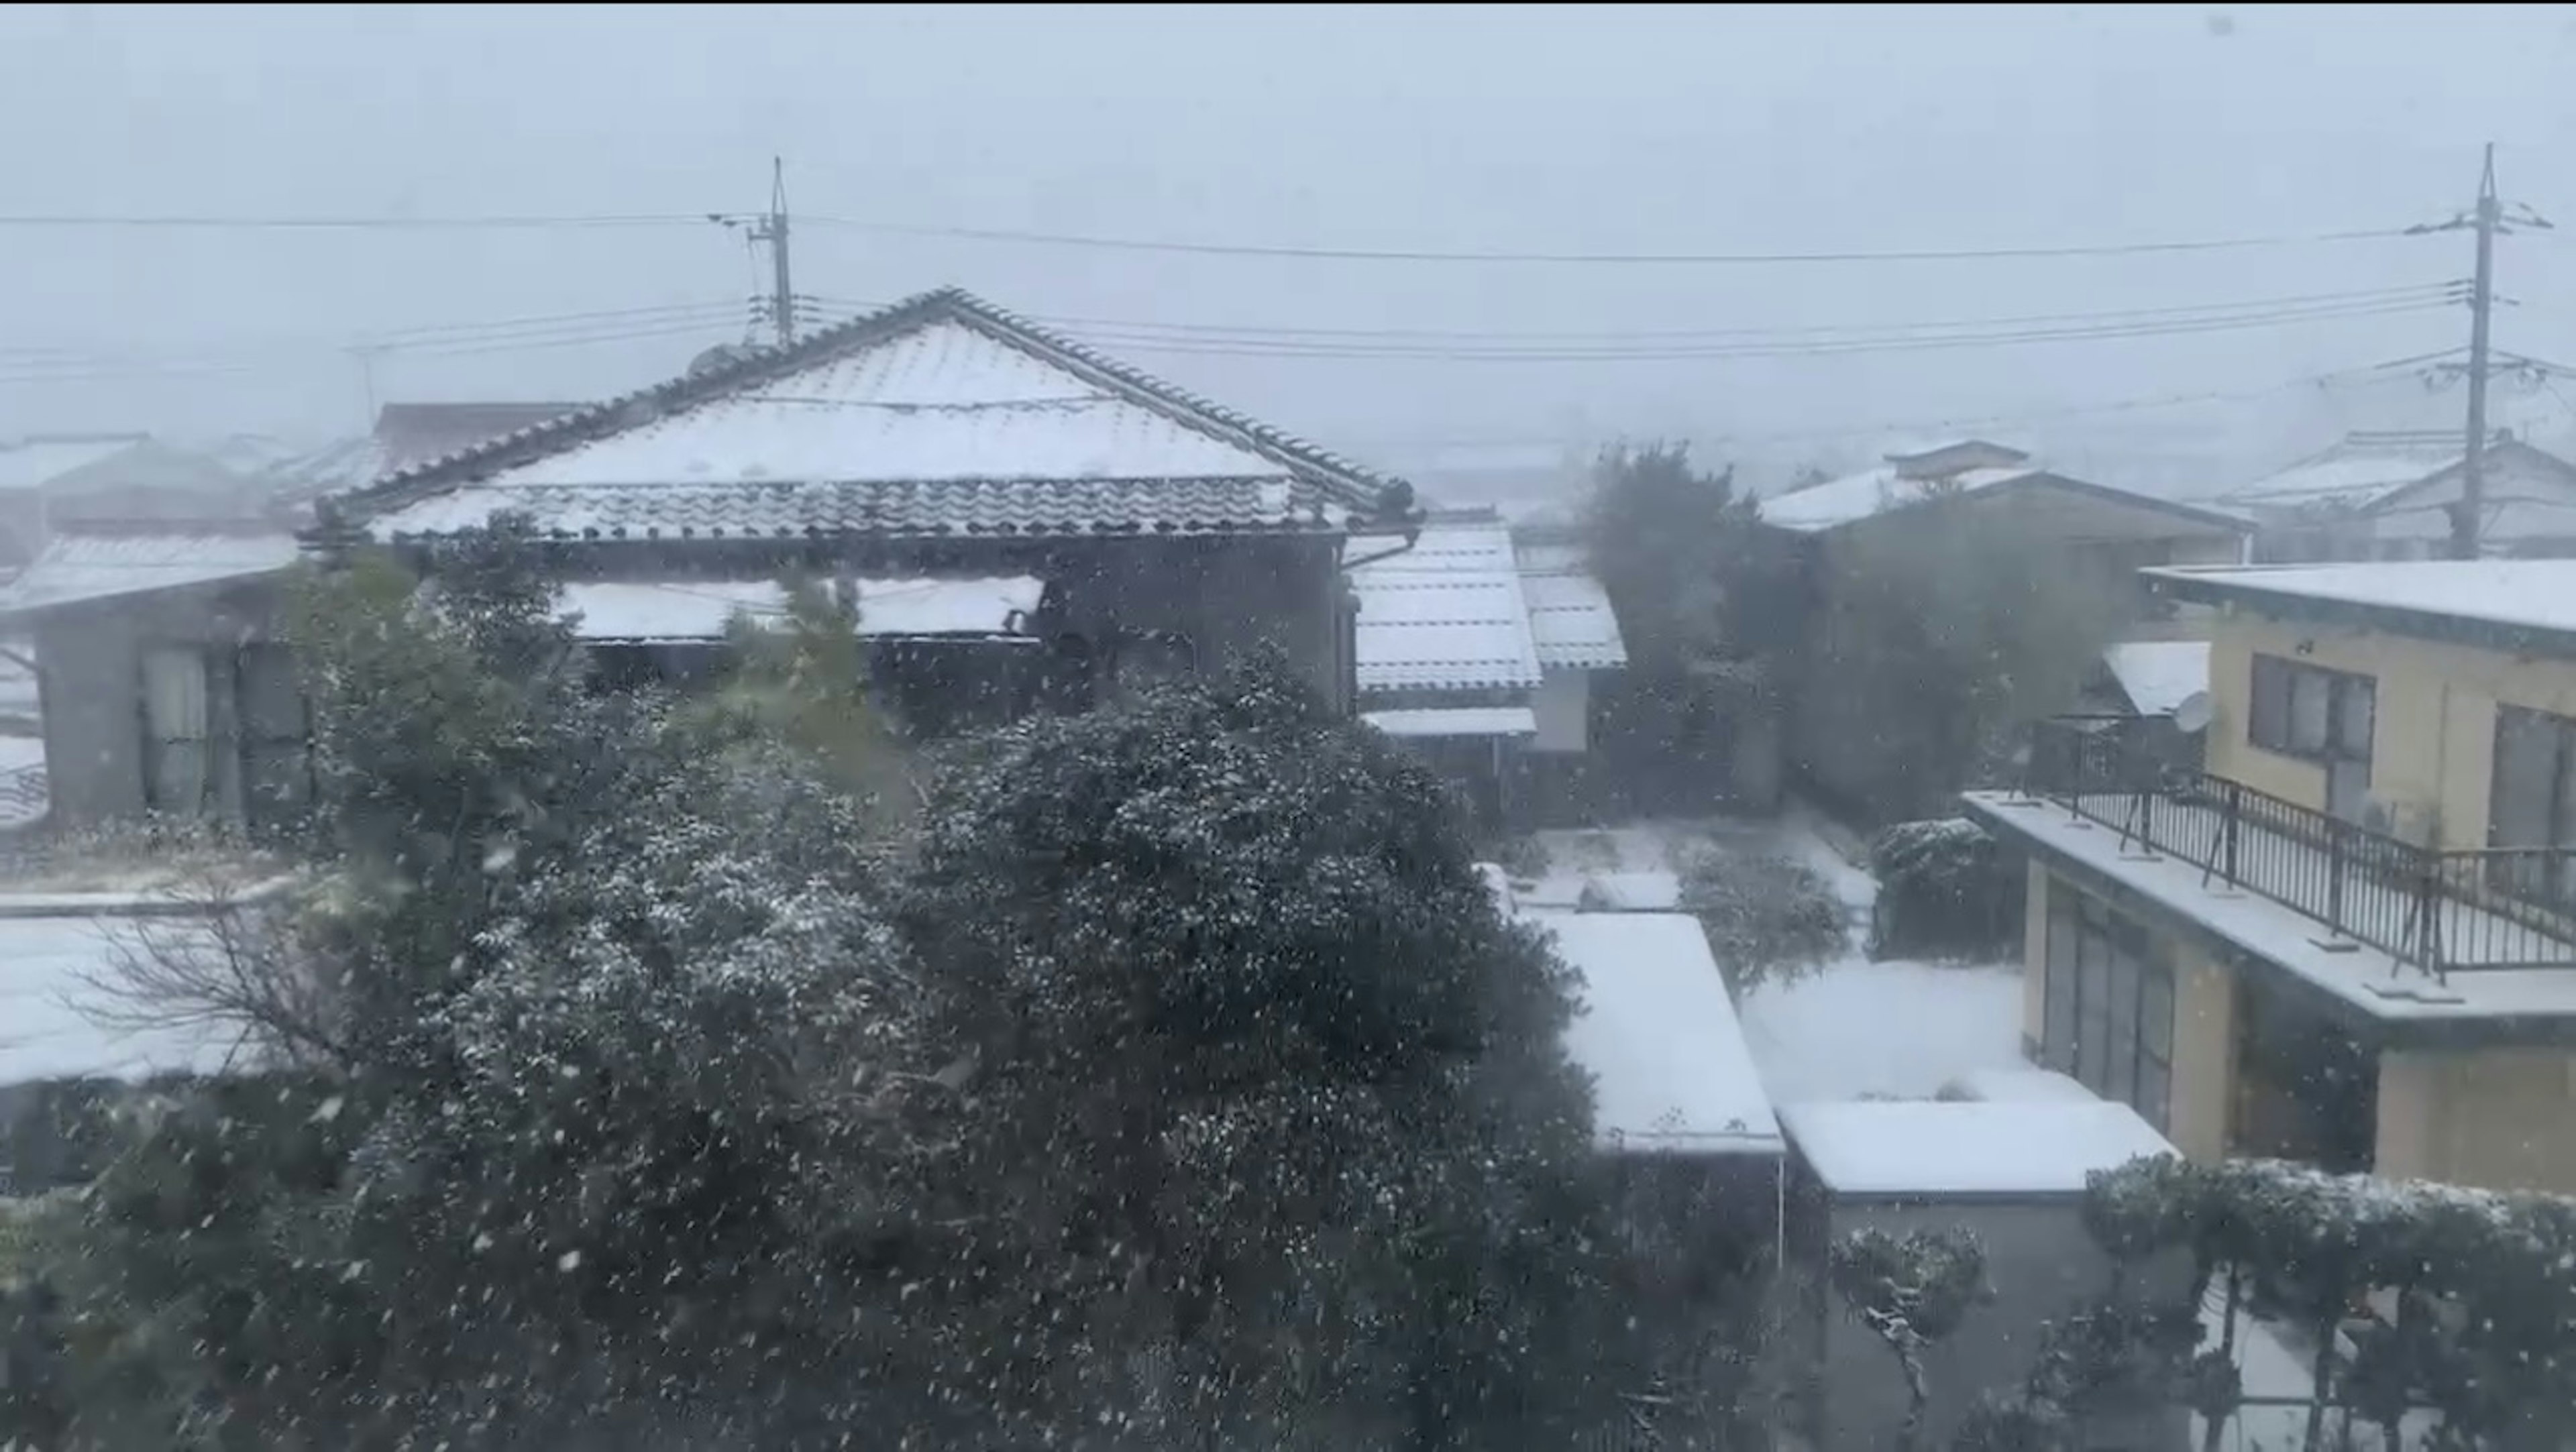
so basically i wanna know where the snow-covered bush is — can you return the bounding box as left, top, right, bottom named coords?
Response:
left=1678, top=845, right=1847, bottom=991
left=1867, top=816, right=2021, bottom=963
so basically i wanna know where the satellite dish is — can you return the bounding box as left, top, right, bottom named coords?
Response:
left=2171, top=691, right=2214, bottom=735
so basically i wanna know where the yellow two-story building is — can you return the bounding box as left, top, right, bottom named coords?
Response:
left=1965, top=560, right=2576, bottom=1194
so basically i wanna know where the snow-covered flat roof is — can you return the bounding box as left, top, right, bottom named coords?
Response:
left=1361, top=706, right=1537, bottom=738
left=1532, top=909, right=1782, bottom=1157
left=2145, top=560, right=2576, bottom=655
left=559, top=574, right=1042, bottom=643
left=1964, top=790, right=2576, bottom=1033
left=2100, top=640, right=2208, bottom=716
left=0, top=531, right=301, bottom=617
left=0, top=913, right=246, bottom=1087
left=1780, top=1099, right=2174, bottom=1198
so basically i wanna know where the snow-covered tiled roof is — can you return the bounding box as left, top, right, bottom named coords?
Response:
left=2219, top=431, right=2481, bottom=512
left=2145, top=560, right=2576, bottom=649
left=0, top=530, right=301, bottom=617
left=561, top=574, right=1042, bottom=643
left=1347, top=516, right=1542, bottom=691
left=1513, top=540, right=1627, bottom=670
left=1535, top=909, right=1782, bottom=1157
left=1781, top=1100, right=2174, bottom=1198
left=331, top=289, right=1409, bottom=543
left=0, top=435, right=146, bottom=492
left=2100, top=640, right=2208, bottom=717
left=1360, top=706, right=1538, bottom=738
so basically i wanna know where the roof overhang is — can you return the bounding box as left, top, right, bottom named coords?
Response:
left=2144, top=566, right=2576, bottom=664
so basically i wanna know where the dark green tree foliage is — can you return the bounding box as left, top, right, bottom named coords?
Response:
left=1815, top=505, right=2125, bottom=822
left=1580, top=444, right=1798, bottom=810
left=1676, top=846, right=1847, bottom=992
left=1976, top=1156, right=2576, bottom=1451
left=898, top=659, right=1623, bottom=1447
left=1867, top=818, right=2024, bottom=962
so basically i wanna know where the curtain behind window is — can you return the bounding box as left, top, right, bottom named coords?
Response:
left=140, top=645, right=211, bottom=814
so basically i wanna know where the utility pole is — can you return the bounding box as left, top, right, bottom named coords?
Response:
left=2413, top=144, right=2551, bottom=560
left=712, top=157, right=796, bottom=347
left=2457, top=144, right=2500, bottom=562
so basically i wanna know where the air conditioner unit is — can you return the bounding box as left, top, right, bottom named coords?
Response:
left=2359, top=794, right=2440, bottom=848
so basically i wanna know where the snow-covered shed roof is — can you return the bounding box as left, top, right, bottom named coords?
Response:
left=1536, top=909, right=1782, bottom=1157
left=1348, top=514, right=1543, bottom=691
left=1513, top=539, right=1628, bottom=670
left=1760, top=447, right=2247, bottom=539
left=560, top=574, right=1044, bottom=645
left=325, top=288, right=1413, bottom=544
left=0, top=435, right=148, bottom=493
left=1780, top=1100, right=2174, bottom=1199
left=2145, top=560, right=2576, bottom=661
left=0, top=529, right=301, bottom=618
left=1360, top=705, right=1537, bottom=738
left=2099, top=640, right=2208, bottom=717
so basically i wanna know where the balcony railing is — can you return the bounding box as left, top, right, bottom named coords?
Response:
left=2014, top=717, right=2576, bottom=978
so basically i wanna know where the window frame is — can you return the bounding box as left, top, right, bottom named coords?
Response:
left=2248, top=653, right=2376, bottom=769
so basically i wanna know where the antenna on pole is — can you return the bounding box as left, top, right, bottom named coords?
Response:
left=710, top=157, right=796, bottom=348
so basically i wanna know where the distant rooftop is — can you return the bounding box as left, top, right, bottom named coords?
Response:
left=0, top=435, right=148, bottom=493
left=1757, top=437, right=2245, bottom=537
left=2145, top=559, right=2576, bottom=660
left=2218, top=429, right=2526, bottom=512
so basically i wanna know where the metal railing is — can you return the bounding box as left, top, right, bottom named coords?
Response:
left=2017, top=717, right=2576, bottom=977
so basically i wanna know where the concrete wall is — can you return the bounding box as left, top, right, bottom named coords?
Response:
left=1809, top=1196, right=2190, bottom=1452
left=2204, top=608, right=2576, bottom=847
left=2377, top=1045, right=2576, bottom=1194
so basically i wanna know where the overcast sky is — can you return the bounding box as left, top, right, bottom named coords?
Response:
left=3, top=3, right=2573, bottom=488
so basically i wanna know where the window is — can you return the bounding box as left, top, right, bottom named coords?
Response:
left=2039, top=886, right=2174, bottom=1131
left=139, top=645, right=215, bottom=815
left=138, top=642, right=312, bottom=826
left=2248, top=654, right=2375, bottom=767
left=2490, top=704, right=2576, bottom=908
left=235, top=643, right=313, bottom=828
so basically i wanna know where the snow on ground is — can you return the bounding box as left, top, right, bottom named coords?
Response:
left=0, top=914, right=243, bottom=1086
left=1527, top=809, right=2029, bottom=1106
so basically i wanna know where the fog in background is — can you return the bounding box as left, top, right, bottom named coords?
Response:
left=5, top=3, right=2574, bottom=499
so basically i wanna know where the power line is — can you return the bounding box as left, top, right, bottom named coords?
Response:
left=803, top=290, right=2457, bottom=362
left=807, top=280, right=2464, bottom=347
left=0, top=207, right=2422, bottom=265
left=796, top=215, right=2420, bottom=266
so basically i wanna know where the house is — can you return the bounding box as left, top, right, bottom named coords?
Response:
left=1765, top=439, right=2251, bottom=823
left=1964, top=559, right=2576, bottom=1194
left=1778, top=1099, right=2186, bottom=1452
left=1347, top=508, right=1627, bottom=828
left=4, top=288, right=1419, bottom=832
left=2217, top=429, right=2576, bottom=563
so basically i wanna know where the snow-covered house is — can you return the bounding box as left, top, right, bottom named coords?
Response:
left=1968, top=559, right=2576, bottom=1195
left=1778, top=1099, right=2185, bottom=1452
left=1764, top=439, right=2250, bottom=822
left=5, top=288, right=1420, bottom=832
left=1348, top=508, right=1626, bottom=827
left=2217, top=429, right=2576, bottom=563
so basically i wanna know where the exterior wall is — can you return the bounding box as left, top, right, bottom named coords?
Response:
left=1809, top=1196, right=2190, bottom=1452
left=2021, top=858, right=2049, bottom=1055
left=2203, top=608, right=2576, bottom=846
left=2376, top=1046, right=2576, bottom=1194
left=2165, top=942, right=2238, bottom=1164
left=1529, top=667, right=1588, bottom=753
left=1058, top=536, right=1348, bottom=712
left=35, top=575, right=289, bottom=829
